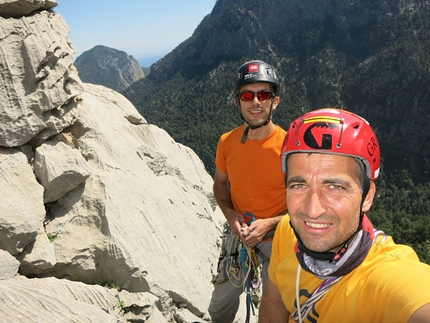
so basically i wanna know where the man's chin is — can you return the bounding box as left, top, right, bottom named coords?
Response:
left=244, top=120, right=266, bottom=128
left=301, top=240, right=333, bottom=254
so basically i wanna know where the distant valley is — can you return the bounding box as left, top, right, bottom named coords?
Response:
left=136, top=55, right=164, bottom=68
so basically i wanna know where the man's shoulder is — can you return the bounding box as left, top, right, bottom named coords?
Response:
left=220, top=126, right=243, bottom=142
left=363, top=236, right=430, bottom=275
left=371, top=235, right=420, bottom=260
left=275, top=124, right=287, bottom=134
left=273, top=125, right=287, bottom=139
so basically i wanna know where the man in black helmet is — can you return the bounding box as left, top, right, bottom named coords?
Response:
left=208, top=60, right=288, bottom=323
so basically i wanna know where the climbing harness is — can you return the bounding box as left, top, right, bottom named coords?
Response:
left=226, top=215, right=261, bottom=290
left=227, top=212, right=261, bottom=323
left=213, top=212, right=262, bottom=323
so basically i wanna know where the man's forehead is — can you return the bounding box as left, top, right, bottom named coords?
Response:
left=287, top=153, right=358, bottom=173
left=240, top=82, right=271, bottom=90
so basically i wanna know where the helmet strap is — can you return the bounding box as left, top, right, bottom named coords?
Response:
left=238, top=100, right=274, bottom=144
left=292, top=218, right=363, bottom=262
left=361, top=176, right=371, bottom=205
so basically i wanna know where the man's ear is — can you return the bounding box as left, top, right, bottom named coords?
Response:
left=272, top=96, right=281, bottom=110
left=362, top=181, right=376, bottom=212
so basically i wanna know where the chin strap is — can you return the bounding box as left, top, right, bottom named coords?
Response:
left=238, top=99, right=275, bottom=144
left=292, top=216, right=363, bottom=263
left=240, top=120, right=270, bottom=143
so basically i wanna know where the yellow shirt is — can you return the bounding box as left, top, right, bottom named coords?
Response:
left=269, top=215, right=430, bottom=323
left=215, top=125, right=287, bottom=219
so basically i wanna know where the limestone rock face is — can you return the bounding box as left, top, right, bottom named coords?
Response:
left=0, top=148, right=45, bottom=255
left=0, top=1, right=226, bottom=322
left=0, top=250, right=19, bottom=280
left=0, top=8, right=83, bottom=147
left=40, top=83, right=224, bottom=313
left=0, top=0, right=57, bottom=18
left=34, top=141, right=92, bottom=203
left=0, top=276, right=163, bottom=322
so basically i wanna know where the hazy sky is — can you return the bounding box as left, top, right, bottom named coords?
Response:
left=55, top=0, right=217, bottom=65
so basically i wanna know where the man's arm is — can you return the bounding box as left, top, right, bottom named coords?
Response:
left=213, top=167, right=244, bottom=235
left=213, top=167, right=286, bottom=245
left=259, top=277, right=289, bottom=323
left=251, top=213, right=285, bottom=233
left=242, top=214, right=284, bottom=247
left=409, top=303, right=430, bottom=323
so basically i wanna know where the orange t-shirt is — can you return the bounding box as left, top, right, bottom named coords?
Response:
left=215, top=125, right=287, bottom=219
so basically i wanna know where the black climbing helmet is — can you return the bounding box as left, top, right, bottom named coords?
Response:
left=233, top=60, right=280, bottom=95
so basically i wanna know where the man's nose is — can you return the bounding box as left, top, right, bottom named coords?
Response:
left=305, top=189, right=327, bottom=219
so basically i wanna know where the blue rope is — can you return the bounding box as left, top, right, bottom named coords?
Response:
left=241, top=212, right=257, bottom=322
left=240, top=246, right=255, bottom=323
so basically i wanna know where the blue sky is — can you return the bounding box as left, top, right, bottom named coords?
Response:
left=55, top=0, right=217, bottom=66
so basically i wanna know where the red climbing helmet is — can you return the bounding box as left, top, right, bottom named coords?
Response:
left=281, top=108, right=380, bottom=180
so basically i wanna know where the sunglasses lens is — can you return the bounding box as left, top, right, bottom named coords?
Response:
left=240, top=91, right=273, bottom=101
left=240, top=91, right=255, bottom=101
left=257, top=91, right=272, bottom=101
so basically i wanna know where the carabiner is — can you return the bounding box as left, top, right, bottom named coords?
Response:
left=243, top=212, right=256, bottom=226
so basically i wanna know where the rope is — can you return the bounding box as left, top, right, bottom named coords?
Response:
left=225, top=212, right=263, bottom=322
left=294, top=264, right=342, bottom=323
left=240, top=245, right=257, bottom=323
left=225, top=242, right=261, bottom=322
left=293, top=230, right=387, bottom=322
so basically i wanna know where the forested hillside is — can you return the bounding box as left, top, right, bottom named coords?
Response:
left=123, top=0, right=430, bottom=263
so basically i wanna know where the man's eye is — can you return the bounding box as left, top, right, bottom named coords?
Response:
left=290, top=184, right=305, bottom=189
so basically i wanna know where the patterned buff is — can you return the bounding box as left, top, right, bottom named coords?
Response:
left=291, top=214, right=386, bottom=322
left=294, top=213, right=377, bottom=279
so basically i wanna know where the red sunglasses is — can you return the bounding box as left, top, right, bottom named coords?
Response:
left=239, top=90, right=274, bottom=102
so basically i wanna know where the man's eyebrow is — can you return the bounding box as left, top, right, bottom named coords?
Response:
left=286, top=176, right=353, bottom=188
left=322, top=178, right=353, bottom=187
left=286, top=176, right=305, bottom=186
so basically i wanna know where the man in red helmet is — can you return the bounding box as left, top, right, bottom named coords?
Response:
left=259, top=108, right=430, bottom=323
left=208, top=60, right=287, bottom=323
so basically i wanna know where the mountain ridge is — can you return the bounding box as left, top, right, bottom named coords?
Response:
left=124, top=0, right=430, bottom=184
left=122, top=0, right=430, bottom=263
left=75, top=45, right=145, bottom=92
